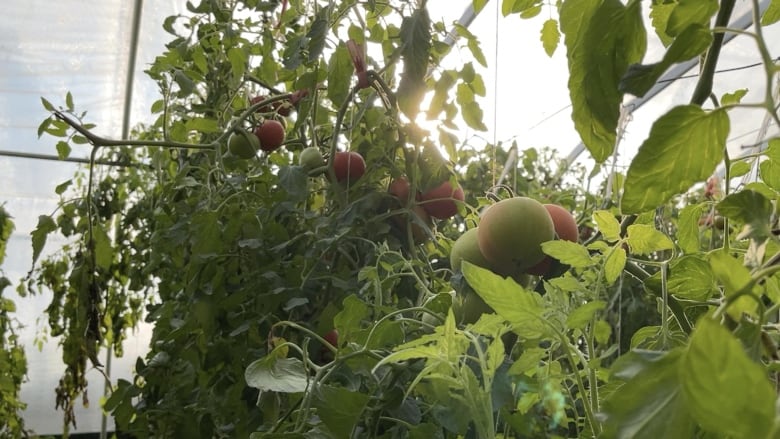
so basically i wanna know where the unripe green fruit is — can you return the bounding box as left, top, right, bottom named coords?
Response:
left=453, top=291, right=494, bottom=326
left=478, top=197, right=555, bottom=273
left=299, top=146, right=325, bottom=169
left=450, top=228, right=492, bottom=273
left=228, top=131, right=260, bottom=159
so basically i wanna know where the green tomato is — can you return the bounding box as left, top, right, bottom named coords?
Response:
left=299, top=146, right=325, bottom=169
left=228, top=131, right=260, bottom=159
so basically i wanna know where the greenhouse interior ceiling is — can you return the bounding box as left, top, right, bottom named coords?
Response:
left=1, top=0, right=780, bottom=436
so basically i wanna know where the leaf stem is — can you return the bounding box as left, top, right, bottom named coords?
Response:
left=690, top=0, right=737, bottom=106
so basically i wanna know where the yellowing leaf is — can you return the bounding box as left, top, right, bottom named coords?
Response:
left=540, top=19, right=560, bottom=57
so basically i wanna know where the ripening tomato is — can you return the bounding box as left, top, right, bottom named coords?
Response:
left=332, top=151, right=366, bottom=184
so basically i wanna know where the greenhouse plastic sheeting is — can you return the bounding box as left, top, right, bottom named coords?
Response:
left=1, top=0, right=778, bottom=435
left=1, top=0, right=181, bottom=434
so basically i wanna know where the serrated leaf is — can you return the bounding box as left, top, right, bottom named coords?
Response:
left=508, top=346, right=547, bottom=376
left=762, top=0, right=780, bottom=25
left=708, top=250, right=758, bottom=319
left=600, top=349, right=695, bottom=439
left=56, top=141, right=71, bottom=160
left=560, top=0, right=646, bottom=162
left=227, top=47, right=247, bottom=82
left=461, top=262, right=550, bottom=339
left=566, top=300, right=606, bottom=330
left=41, top=97, right=56, bottom=111
left=185, top=117, right=221, bottom=133
left=666, top=255, right=717, bottom=301
left=398, top=8, right=431, bottom=119
left=649, top=1, right=676, bottom=47
left=729, top=160, right=751, bottom=178
left=760, top=158, right=780, bottom=192
left=604, top=246, right=626, bottom=285
left=541, top=240, right=594, bottom=268
left=540, top=19, right=560, bottom=57
left=327, top=44, right=352, bottom=107
left=306, top=14, right=328, bottom=62
left=593, top=210, right=621, bottom=242
left=620, top=24, right=711, bottom=97
left=37, top=118, right=51, bottom=138
left=621, top=106, right=729, bottom=214
left=245, top=356, right=308, bottom=393
left=461, top=101, right=488, bottom=131
left=765, top=138, right=780, bottom=161
left=31, top=215, right=57, bottom=265
left=626, top=224, right=674, bottom=255
left=501, top=0, right=517, bottom=16
left=716, top=190, right=772, bottom=239
left=313, top=385, right=370, bottom=438
left=677, top=204, right=703, bottom=254
left=681, top=318, right=774, bottom=438
left=666, top=0, right=718, bottom=38
left=721, top=88, right=748, bottom=106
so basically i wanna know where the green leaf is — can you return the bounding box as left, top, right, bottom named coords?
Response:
left=507, top=346, right=547, bottom=376
left=460, top=101, right=488, bottom=132
left=604, top=246, right=626, bottom=285
left=625, top=224, right=674, bottom=255
left=560, top=0, right=646, bottom=163
left=56, top=141, right=71, bottom=160
left=185, top=117, right=221, bottom=133
left=306, top=14, right=328, bottom=62
left=245, top=355, right=309, bottom=393
left=593, top=210, right=621, bottom=242
left=721, top=88, right=748, bottom=106
left=65, top=91, right=74, bottom=111
left=41, top=97, right=56, bottom=111
left=649, top=1, right=676, bottom=47
left=461, top=262, right=549, bottom=339
left=278, top=166, right=308, bottom=203
left=334, top=295, right=369, bottom=341
left=313, top=385, right=370, bottom=438
left=31, top=215, right=57, bottom=265
left=397, top=8, right=431, bottom=119
left=621, top=106, right=729, bottom=214
left=541, top=240, right=594, bottom=268
left=760, top=158, right=780, bottom=192
left=540, top=19, right=560, bottom=57
left=681, top=318, right=774, bottom=438
left=666, top=255, right=717, bottom=301
left=92, top=226, right=114, bottom=270
left=327, top=43, right=352, bottom=107
left=189, top=211, right=222, bottom=256
left=729, top=160, right=751, bottom=178
left=716, top=190, right=772, bottom=239
left=566, top=300, right=606, bottom=330
left=708, top=250, right=758, bottom=319
left=666, top=0, right=718, bottom=37
left=620, top=24, right=712, bottom=97
left=600, top=349, right=695, bottom=439
left=227, top=47, right=247, bottom=82
left=677, top=204, right=703, bottom=254
left=762, top=0, right=780, bottom=25
left=472, top=0, right=488, bottom=13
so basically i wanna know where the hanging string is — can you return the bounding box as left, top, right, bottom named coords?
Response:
left=604, top=104, right=633, bottom=204
left=491, top=0, right=500, bottom=190
left=742, top=75, right=780, bottom=186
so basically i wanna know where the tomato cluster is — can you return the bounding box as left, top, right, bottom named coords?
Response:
left=449, top=197, right=578, bottom=324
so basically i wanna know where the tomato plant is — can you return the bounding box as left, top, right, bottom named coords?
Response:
left=27, top=0, right=780, bottom=438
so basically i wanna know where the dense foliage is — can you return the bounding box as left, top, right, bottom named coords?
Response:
left=26, top=0, right=780, bottom=437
